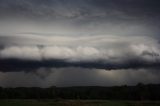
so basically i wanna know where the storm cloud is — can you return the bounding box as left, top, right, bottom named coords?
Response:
left=0, top=0, right=160, bottom=87
left=0, top=40, right=160, bottom=72
left=0, top=67, right=160, bottom=87
left=0, top=31, right=160, bottom=72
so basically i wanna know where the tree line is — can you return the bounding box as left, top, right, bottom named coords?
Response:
left=0, top=83, right=160, bottom=100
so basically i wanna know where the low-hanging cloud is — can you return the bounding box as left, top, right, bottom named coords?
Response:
left=0, top=0, right=160, bottom=87
left=0, top=67, right=160, bottom=87
left=0, top=42, right=160, bottom=72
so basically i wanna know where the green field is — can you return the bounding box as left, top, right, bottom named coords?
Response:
left=0, top=100, right=160, bottom=106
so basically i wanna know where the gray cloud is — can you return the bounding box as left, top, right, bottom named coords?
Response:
left=0, top=67, right=160, bottom=87
left=0, top=40, right=160, bottom=72
left=0, top=0, right=160, bottom=37
left=0, top=0, right=160, bottom=19
left=0, top=34, right=160, bottom=72
left=0, top=0, right=160, bottom=87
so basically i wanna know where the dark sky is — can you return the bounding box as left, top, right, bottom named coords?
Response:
left=0, top=0, right=160, bottom=87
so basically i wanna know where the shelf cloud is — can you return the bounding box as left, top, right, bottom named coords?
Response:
left=0, top=38, right=160, bottom=72
left=0, top=0, right=160, bottom=87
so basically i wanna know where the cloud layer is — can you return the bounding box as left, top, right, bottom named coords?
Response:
left=0, top=0, right=160, bottom=87
left=0, top=36, right=160, bottom=72
left=0, top=67, right=160, bottom=87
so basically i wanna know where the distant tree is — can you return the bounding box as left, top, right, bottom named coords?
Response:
left=0, top=83, right=160, bottom=100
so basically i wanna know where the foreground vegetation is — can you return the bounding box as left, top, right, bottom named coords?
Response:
left=0, top=83, right=160, bottom=106
left=0, top=83, right=160, bottom=100
left=0, top=100, right=160, bottom=106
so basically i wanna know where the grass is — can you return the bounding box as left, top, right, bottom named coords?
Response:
left=0, top=100, right=160, bottom=106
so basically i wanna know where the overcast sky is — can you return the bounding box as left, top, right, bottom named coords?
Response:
left=0, top=0, right=160, bottom=87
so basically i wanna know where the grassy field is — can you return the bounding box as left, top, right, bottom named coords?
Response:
left=0, top=100, right=160, bottom=106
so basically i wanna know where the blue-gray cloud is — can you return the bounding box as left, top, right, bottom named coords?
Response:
left=0, top=0, right=160, bottom=87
